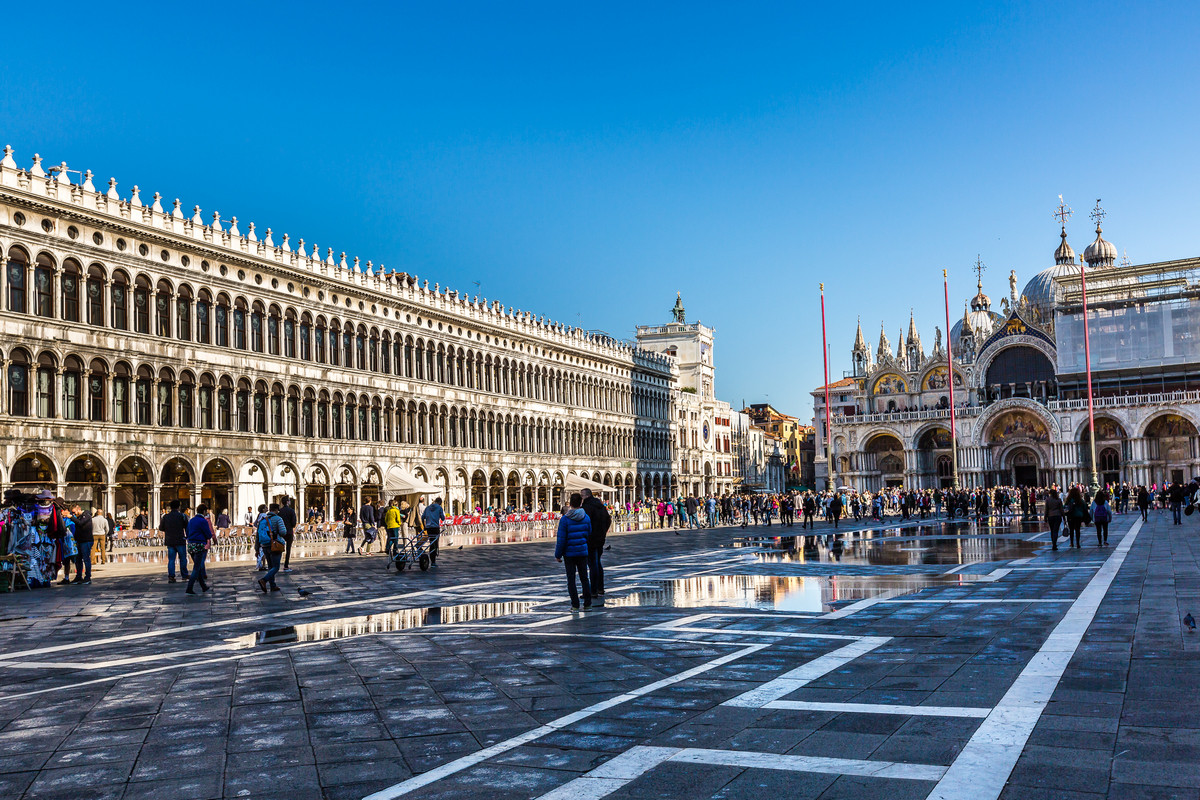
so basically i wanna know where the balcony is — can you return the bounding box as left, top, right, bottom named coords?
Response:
left=832, top=406, right=983, bottom=425
left=1048, top=389, right=1200, bottom=411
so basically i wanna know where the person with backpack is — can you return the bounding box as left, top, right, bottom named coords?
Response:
left=1044, top=488, right=1065, bottom=551
left=185, top=503, right=215, bottom=594
left=1065, top=486, right=1088, bottom=549
left=256, top=503, right=287, bottom=592
left=1091, top=490, right=1112, bottom=546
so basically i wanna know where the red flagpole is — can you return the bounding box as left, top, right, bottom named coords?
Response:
left=1081, top=263, right=1099, bottom=489
left=821, top=283, right=834, bottom=491
left=943, top=270, right=959, bottom=489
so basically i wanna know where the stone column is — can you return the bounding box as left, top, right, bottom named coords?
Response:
left=150, top=484, right=161, bottom=525
left=192, top=483, right=203, bottom=512
left=54, top=367, right=64, bottom=419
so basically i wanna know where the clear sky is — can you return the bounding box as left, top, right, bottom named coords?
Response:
left=3, top=2, right=1198, bottom=420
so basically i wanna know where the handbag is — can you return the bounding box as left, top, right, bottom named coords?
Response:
left=270, top=538, right=286, bottom=553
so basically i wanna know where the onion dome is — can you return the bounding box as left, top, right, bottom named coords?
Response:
left=1054, top=227, right=1076, bottom=266
left=1083, top=225, right=1117, bottom=268
left=1083, top=201, right=1117, bottom=268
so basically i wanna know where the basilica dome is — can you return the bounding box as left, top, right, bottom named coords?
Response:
left=949, top=285, right=1003, bottom=349
left=1021, top=263, right=1081, bottom=314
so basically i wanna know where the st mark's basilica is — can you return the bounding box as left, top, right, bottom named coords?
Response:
left=815, top=200, right=1200, bottom=491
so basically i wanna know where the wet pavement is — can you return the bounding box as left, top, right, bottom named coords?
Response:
left=0, top=513, right=1193, bottom=800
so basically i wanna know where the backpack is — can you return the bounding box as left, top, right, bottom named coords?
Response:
left=1094, top=504, right=1110, bottom=523
left=256, top=515, right=272, bottom=545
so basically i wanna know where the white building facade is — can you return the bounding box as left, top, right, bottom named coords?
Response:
left=0, top=147, right=677, bottom=519
left=636, top=295, right=736, bottom=497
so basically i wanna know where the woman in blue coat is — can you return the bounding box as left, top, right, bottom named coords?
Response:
left=555, top=493, right=592, bottom=609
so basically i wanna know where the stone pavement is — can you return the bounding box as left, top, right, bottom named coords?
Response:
left=0, top=511, right=1195, bottom=799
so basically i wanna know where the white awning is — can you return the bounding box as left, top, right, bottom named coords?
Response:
left=383, top=465, right=442, bottom=497
left=562, top=473, right=612, bottom=494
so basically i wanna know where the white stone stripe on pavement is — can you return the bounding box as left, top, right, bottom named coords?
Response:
left=764, top=700, right=991, bottom=717
left=723, top=636, right=890, bottom=707
left=360, top=642, right=771, bottom=800
left=533, top=745, right=947, bottom=800
left=926, top=517, right=1143, bottom=800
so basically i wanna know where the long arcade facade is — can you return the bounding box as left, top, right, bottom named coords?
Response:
left=0, top=148, right=677, bottom=519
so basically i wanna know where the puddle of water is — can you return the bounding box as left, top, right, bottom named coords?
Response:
left=731, top=524, right=1040, bottom=567
left=228, top=600, right=538, bottom=647
left=748, top=536, right=1038, bottom=567
left=603, top=574, right=976, bottom=613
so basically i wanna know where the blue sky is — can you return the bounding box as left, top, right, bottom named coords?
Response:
left=3, top=2, right=1198, bottom=419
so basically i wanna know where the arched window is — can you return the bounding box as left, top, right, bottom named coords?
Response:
left=217, top=378, right=233, bottom=431
left=236, top=381, right=250, bottom=432
left=86, top=265, right=105, bottom=326
left=179, top=373, right=195, bottom=428
left=302, top=390, right=314, bottom=437
left=254, top=383, right=268, bottom=434
left=135, top=366, right=153, bottom=425
left=299, top=315, right=312, bottom=361
left=199, top=374, right=214, bottom=429
left=88, top=360, right=107, bottom=421
left=133, top=276, right=151, bottom=334
left=317, top=392, right=329, bottom=438
left=288, top=387, right=299, bottom=436
left=343, top=327, right=354, bottom=368
left=217, top=296, right=231, bottom=347
left=62, top=357, right=83, bottom=420
left=283, top=313, right=296, bottom=358
left=331, top=394, right=343, bottom=439
left=34, top=254, right=54, bottom=318
left=233, top=302, right=247, bottom=350
left=112, top=363, right=131, bottom=424
left=250, top=304, right=264, bottom=352
left=61, top=260, right=82, bottom=322
left=267, top=309, right=280, bottom=355
left=356, top=329, right=366, bottom=371
left=270, top=385, right=283, bottom=435
left=7, top=350, right=29, bottom=415
left=176, top=286, right=192, bottom=342
left=157, top=369, right=174, bottom=426
left=314, top=319, right=326, bottom=363
left=6, top=247, right=28, bottom=313
left=328, top=322, right=341, bottom=367
left=155, top=280, right=172, bottom=337
left=111, top=272, right=129, bottom=330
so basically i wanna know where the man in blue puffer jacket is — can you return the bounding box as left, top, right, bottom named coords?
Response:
left=555, top=493, right=592, bottom=610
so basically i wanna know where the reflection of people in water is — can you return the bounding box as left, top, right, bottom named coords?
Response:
left=830, top=537, right=844, bottom=561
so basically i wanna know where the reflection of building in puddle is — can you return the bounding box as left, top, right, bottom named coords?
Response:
left=741, top=531, right=1037, bottom=567
left=227, top=601, right=535, bottom=648
left=602, top=574, right=963, bottom=613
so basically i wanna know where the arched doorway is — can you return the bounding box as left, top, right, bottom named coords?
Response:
left=202, top=459, right=234, bottom=518
left=470, top=470, right=487, bottom=511
left=114, top=456, right=151, bottom=522
left=238, top=460, right=270, bottom=517
left=333, top=464, right=356, bottom=519
left=160, top=458, right=194, bottom=511
left=306, top=465, right=330, bottom=519
left=361, top=465, right=383, bottom=506
left=916, top=427, right=954, bottom=489
left=65, top=455, right=106, bottom=512
left=1082, top=418, right=1128, bottom=487
left=1145, top=414, right=1198, bottom=486
left=985, top=410, right=1052, bottom=487
left=865, top=433, right=905, bottom=489
left=1006, top=447, right=1041, bottom=487
left=11, top=453, right=57, bottom=493
left=505, top=471, right=520, bottom=512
